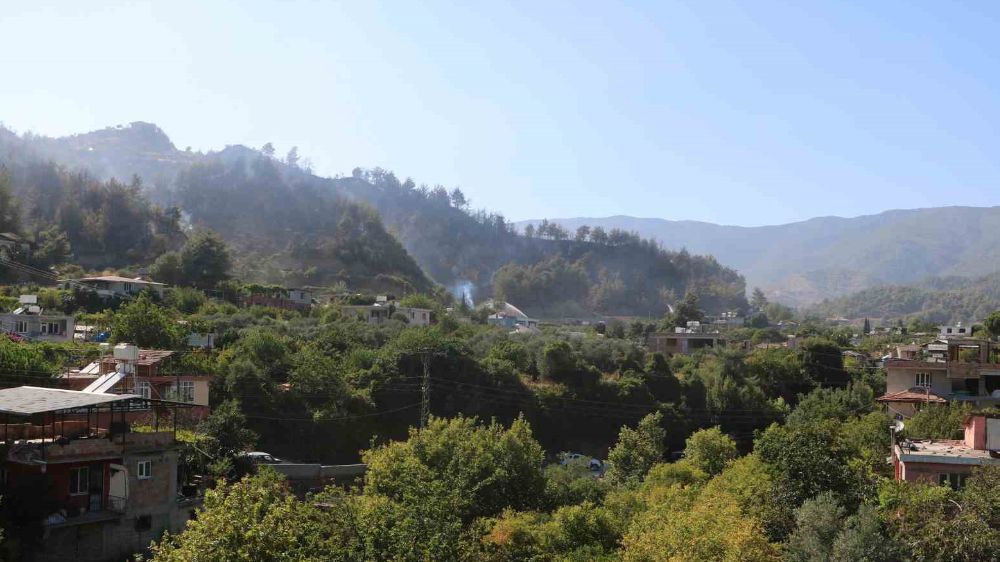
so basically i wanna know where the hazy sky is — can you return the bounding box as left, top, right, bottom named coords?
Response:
left=3, top=1, right=1000, bottom=226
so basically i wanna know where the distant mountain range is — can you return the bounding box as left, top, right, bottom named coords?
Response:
left=517, top=208, right=1000, bottom=306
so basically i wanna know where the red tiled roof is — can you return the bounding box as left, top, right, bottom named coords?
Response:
left=876, top=387, right=948, bottom=404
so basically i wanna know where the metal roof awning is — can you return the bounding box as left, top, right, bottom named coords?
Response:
left=0, top=386, right=142, bottom=416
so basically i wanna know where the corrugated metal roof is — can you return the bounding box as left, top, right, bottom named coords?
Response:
left=0, top=386, right=140, bottom=415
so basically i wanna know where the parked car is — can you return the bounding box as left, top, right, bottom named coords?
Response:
left=241, top=451, right=285, bottom=464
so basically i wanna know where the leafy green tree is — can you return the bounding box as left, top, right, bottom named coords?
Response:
left=683, top=426, right=738, bottom=476
left=449, top=187, right=468, bottom=209
left=984, top=310, right=1000, bottom=339
left=744, top=347, right=808, bottom=402
left=151, top=251, right=185, bottom=285
left=701, top=454, right=792, bottom=541
left=607, top=411, right=665, bottom=486
left=284, top=146, right=300, bottom=168
left=641, top=460, right=708, bottom=489
left=196, top=399, right=258, bottom=478
left=878, top=473, right=1000, bottom=562
left=166, top=286, right=207, bottom=314
left=644, top=352, right=681, bottom=403
left=749, top=311, right=770, bottom=328
left=32, top=225, right=71, bottom=267
left=146, top=469, right=327, bottom=561
left=287, top=346, right=355, bottom=419
left=751, top=287, right=768, bottom=312
left=476, top=502, right=620, bottom=561
left=904, top=402, right=972, bottom=440
left=362, top=415, right=545, bottom=522
left=180, top=230, right=232, bottom=289
left=543, top=461, right=610, bottom=510
left=754, top=421, right=855, bottom=512
left=589, top=226, right=608, bottom=245
left=0, top=167, right=21, bottom=235
left=663, top=291, right=703, bottom=329
left=538, top=341, right=578, bottom=383
left=574, top=225, right=591, bottom=242
left=786, top=384, right=875, bottom=426
left=111, top=293, right=181, bottom=348
left=830, top=505, right=901, bottom=562
left=0, top=338, right=55, bottom=386
left=799, top=338, right=847, bottom=387
left=621, top=486, right=779, bottom=562
left=784, top=492, right=845, bottom=562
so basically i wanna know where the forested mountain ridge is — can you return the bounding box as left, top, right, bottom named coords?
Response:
left=517, top=207, right=1000, bottom=306
left=0, top=122, right=747, bottom=315
left=0, top=125, right=434, bottom=293
left=807, top=271, right=1000, bottom=323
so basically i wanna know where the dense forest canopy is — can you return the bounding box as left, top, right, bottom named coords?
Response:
left=808, top=271, right=1000, bottom=324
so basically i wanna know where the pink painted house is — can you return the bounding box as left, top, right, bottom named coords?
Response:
left=893, top=413, right=1000, bottom=489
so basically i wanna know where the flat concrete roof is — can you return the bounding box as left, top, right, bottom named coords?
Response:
left=897, top=440, right=1000, bottom=466
left=0, top=386, right=140, bottom=416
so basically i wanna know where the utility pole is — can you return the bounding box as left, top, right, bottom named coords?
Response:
left=420, top=352, right=431, bottom=429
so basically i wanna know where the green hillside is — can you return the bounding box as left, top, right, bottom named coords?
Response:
left=0, top=123, right=746, bottom=315
left=807, top=272, right=1000, bottom=323
left=519, top=207, right=1000, bottom=306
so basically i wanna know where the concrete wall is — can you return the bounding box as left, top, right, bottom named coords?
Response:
left=900, top=460, right=974, bottom=485
left=885, top=368, right=951, bottom=397
left=32, top=441, right=196, bottom=562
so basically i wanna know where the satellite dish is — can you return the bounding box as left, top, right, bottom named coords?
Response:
left=893, top=420, right=905, bottom=433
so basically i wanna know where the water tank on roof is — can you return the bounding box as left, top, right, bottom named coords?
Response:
left=18, top=295, right=37, bottom=305
left=113, top=343, right=139, bottom=361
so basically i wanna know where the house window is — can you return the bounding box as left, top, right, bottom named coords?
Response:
left=40, top=322, right=60, bottom=335
left=169, top=381, right=195, bottom=403
left=137, top=460, right=152, bottom=480
left=137, top=381, right=151, bottom=400
left=915, top=373, right=932, bottom=388
left=70, top=467, right=89, bottom=496
left=14, top=320, right=28, bottom=333
left=939, top=473, right=967, bottom=490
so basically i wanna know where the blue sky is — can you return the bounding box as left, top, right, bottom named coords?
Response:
left=2, top=1, right=1000, bottom=226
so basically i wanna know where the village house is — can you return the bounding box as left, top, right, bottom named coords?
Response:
left=877, top=327, right=1000, bottom=418
left=342, top=296, right=432, bottom=326
left=0, top=295, right=75, bottom=342
left=0, top=232, right=30, bottom=259
left=59, top=344, right=212, bottom=421
left=66, top=275, right=166, bottom=300
left=647, top=322, right=725, bottom=356
left=0, top=386, right=200, bottom=562
left=485, top=301, right=539, bottom=332
left=705, top=311, right=745, bottom=327
left=893, top=412, right=1000, bottom=489
left=242, top=287, right=313, bottom=311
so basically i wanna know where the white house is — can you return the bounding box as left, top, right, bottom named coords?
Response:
left=341, top=302, right=432, bottom=326
left=0, top=295, right=75, bottom=342
left=67, top=275, right=166, bottom=299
